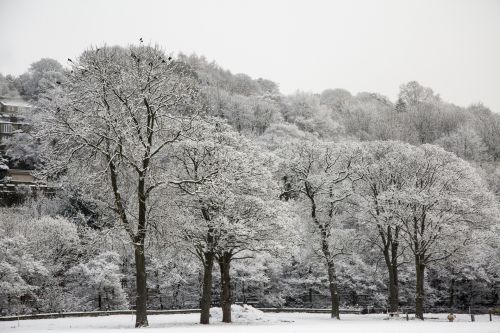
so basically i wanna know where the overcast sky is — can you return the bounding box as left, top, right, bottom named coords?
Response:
left=1, top=0, right=499, bottom=111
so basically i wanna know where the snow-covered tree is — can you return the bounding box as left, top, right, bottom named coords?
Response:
left=320, top=88, right=352, bottom=114
left=66, top=252, right=128, bottom=311
left=0, top=234, right=47, bottom=315
left=4, top=133, right=42, bottom=170
left=434, top=125, right=489, bottom=162
left=169, top=120, right=290, bottom=323
left=35, top=44, right=203, bottom=327
left=353, top=141, right=415, bottom=313
left=0, top=73, right=20, bottom=97
left=15, top=58, right=64, bottom=100
left=279, top=140, right=361, bottom=319
left=381, top=145, right=497, bottom=319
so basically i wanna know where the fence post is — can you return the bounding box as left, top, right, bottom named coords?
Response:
left=489, top=311, right=492, bottom=322
left=406, top=312, right=409, bottom=321
left=471, top=314, right=475, bottom=322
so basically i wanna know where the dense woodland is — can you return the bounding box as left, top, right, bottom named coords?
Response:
left=0, top=45, right=499, bottom=327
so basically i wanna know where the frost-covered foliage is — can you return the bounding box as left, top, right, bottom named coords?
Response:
left=0, top=205, right=131, bottom=315
left=34, top=43, right=205, bottom=327
left=0, top=47, right=499, bottom=322
left=66, top=252, right=128, bottom=311
left=15, top=58, right=64, bottom=100
left=278, top=140, right=363, bottom=318
left=0, top=233, right=47, bottom=315
left=3, top=133, right=42, bottom=170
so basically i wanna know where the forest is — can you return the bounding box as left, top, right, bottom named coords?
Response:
left=0, top=44, right=499, bottom=328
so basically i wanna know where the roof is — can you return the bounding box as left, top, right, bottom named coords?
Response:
left=0, top=97, right=32, bottom=108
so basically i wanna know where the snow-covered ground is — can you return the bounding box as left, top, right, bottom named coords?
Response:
left=1, top=310, right=499, bottom=333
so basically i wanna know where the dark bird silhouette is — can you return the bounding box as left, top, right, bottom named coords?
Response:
left=67, top=58, right=72, bottom=62
left=56, top=81, right=61, bottom=85
left=140, top=37, right=143, bottom=43
left=161, top=59, right=166, bottom=63
left=168, top=56, right=172, bottom=61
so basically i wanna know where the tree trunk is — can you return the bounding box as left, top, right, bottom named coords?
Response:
left=218, top=252, right=232, bottom=323
left=386, top=263, right=399, bottom=313
left=135, top=169, right=149, bottom=328
left=415, top=257, right=425, bottom=320
left=326, top=260, right=340, bottom=319
left=379, top=225, right=400, bottom=313
left=383, top=248, right=399, bottom=313
left=321, top=230, right=340, bottom=319
left=134, top=244, right=148, bottom=327
left=200, top=252, right=215, bottom=324
left=449, top=277, right=455, bottom=309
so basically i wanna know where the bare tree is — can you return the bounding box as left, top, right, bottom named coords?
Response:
left=35, top=44, right=202, bottom=327
left=280, top=141, right=360, bottom=319
left=383, top=145, right=496, bottom=319
left=170, top=122, right=288, bottom=323
left=354, top=141, right=415, bottom=313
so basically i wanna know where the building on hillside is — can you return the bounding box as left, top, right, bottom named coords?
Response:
left=0, top=96, right=36, bottom=185
left=0, top=96, right=31, bottom=143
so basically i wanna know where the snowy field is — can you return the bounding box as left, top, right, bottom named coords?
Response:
left=1, top=312, right=499, bottom=333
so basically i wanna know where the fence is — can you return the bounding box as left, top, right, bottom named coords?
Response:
left=0, top=307, right=362, bottom=322
left=1, top=306, right=498, bottom=322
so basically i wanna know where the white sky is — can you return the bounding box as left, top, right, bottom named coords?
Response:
left=1, top=0, right=499, bottom=111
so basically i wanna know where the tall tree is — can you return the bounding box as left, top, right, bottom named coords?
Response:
left=280, top=141, right=360, bottom=319
left=35, top=44, right=202, bottom=327
left=170, top=122, right=288, bottom=323
left=168, top=120, right=238, bottom=324
left=383, top=145, right=496, bottom=319
left=354, top=141, right=415, bottom=313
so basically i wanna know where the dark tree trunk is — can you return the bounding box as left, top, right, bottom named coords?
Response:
left=390, top=234, right=400, bottom=313
left=109, top=158, right=149, bottom=328
left=387, top=265, right=399, bottom=313
left=134, top=170, right=149, bottom=328
left=326, top=260, right=340, bottom=319
left=199, top=207, right=216, bottom=324
left=134, top=243, right=148, bottom=327
left=321, top=231, right=340, bottom=319
left=218, top=252, right=232, bottom=323
left=381, top=227, right=400, bottom=313
left=383, top=248, right=399, bottom=313
left=415, top=257, right=425, bottom=320
left=449, top=277, right=455, bottom=309
left=200, top=252, right=215, bottom=324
